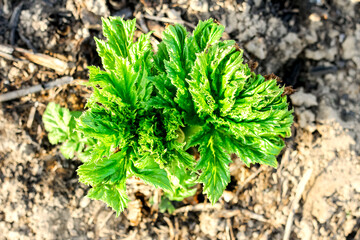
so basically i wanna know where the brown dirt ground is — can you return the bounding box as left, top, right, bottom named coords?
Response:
left=0, top=0, right=360, bottom=239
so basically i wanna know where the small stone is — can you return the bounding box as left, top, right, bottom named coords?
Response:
left=8, top=231, right=21, bottom=239
left=342, top=36, right=358, bottom=60
left=247, top=220, right=255, bottom=228
left=305, top=29, right=318, bottom=44
left=253, top=204, right=264, bottom=214
left=80, top=9, right=101, bottom=29
left=108, top=0, right=126, bottom=10
left=189, top=0, right=209, bottom=12
left=316, top=101, right=340, bottom=123
left=254, top=0, right=262, bottom=7
left=223, top=12, right=237, bottom=33
left=353, top=56, right=360, bottom=69
left=296, top=109, right=316, bottom=131
left=328, top=29, right=339, bottom=38
left=278, top=33, right=304, bottom=62
left=305, top=47, right=338, bottom=61
left=28, top=63, right=37, bottom=74
left=166, top=8, right=182, bottom=20
left=84, top=0, right=109, bottom=16
left=309, top=13, right=321, bottom=22
left=113, top=7, right=133, bottom=19
left=87, top=231, right=94, bottom=238
left=290, top=88, right=318, bottom=107
left=236, top=231, right=247, bottom=240
left=267, top=17, right=287, bottom=38
left=298, top=221, right=313, bottom=240
left=311, top=198, right=336, bottom=224
left=352, top=181, right=360, bottom=192
left=343, top=218, right=357, bottom=236
left=75, top=188, right=84, bottom=199
left=74, top=26, right=90, bottom=40
left=245, top=37, right=267, bottom=59
left=5, top=206, right=19, bottom=222
left=66, top=0, right=80, bottom=19
left=79, top=197, right=90, bottom=208
left=8, top=67, right=21, bottom=82
left=199, top=213, right=219, bottom=237
left=222, top=191, right=234, bottom=202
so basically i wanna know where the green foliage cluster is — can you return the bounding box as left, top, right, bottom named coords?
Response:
left=43, top=17, right=293, bottom=216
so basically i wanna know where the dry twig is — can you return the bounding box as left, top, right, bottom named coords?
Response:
left=164, top=217, right=175, bottom=240
left=283, top=169, right=313, bottom=240
left=226, top=218, right=235, bottom=240
left=277, top=149, right=290, bottom=203
left=9, top=2, right=24, bottom=45
left=215, top=208, right=271, bottom=224
left=173, top=203, right=222, bottom=214
left=174, top=217, right=179, bottom=240
left=19, top=33, right=37, bottom=53
left=135, top=12, right=149, bottom=33
left=98, top=211, right=114, bottom=230
left=174, top=202, right=273, bottom=227
left=0, top=76, right=73, bottom=102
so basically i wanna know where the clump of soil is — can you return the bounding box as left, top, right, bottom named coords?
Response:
left=0, top=0, right=359, bottom=239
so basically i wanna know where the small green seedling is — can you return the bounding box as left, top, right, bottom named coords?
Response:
left=43, top=17, right=293, bottom=216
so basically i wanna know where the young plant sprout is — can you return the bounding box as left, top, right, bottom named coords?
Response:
left=43, top=17, right=293, bottom=216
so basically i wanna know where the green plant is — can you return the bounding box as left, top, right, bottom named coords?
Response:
left=43, top=17, right=293, bottom=216
left=43, top=102, right=95, bottom=160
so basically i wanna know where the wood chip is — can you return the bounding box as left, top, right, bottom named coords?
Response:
left=26, top=106, right=36, bottom=129
left=0, top=44, right=71, bottom=73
